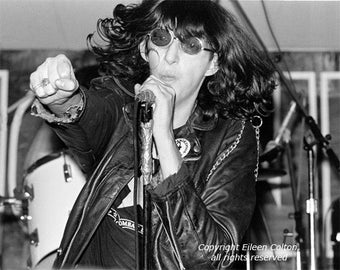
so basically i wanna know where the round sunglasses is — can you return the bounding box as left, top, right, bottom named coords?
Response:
left=149, top=28, right=214, bottom=55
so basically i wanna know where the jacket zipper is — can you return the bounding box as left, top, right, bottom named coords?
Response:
left=62, top=175, right=133, bottom=267
left=154, top=203, right=185, bottom=270
left=60, top=135, right=128, bottom=267
left=165, top=201, right=186, bottom=270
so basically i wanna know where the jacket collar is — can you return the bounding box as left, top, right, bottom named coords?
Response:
left=185, top=105, right=218, bottom=132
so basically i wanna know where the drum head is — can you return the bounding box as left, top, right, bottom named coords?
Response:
left=24, top=152, right=85, bottom=267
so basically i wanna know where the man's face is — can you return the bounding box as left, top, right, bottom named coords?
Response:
left=143, top=29, right=217, bottom=108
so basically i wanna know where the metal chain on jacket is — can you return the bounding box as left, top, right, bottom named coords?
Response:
left=205, top=116, right=263, bottom=183
left=251, top=115, right=263, bottom=181
left=205, top=120, right=246, bottom=182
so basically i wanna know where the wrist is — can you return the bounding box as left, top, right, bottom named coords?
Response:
left=154, top=133, right=183, bottom=179
left=153, top=127, right=173, bottom=142
left=31, top=90, right=84, bottom=124
left=49, top=92, right=82, bottom=117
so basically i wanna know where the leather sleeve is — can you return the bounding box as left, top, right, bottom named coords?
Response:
left=47, top=77, right=127, bottom=174
left=149, top=121, right=257, bottom=269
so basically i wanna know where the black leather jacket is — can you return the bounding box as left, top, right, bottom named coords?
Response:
left=38, top=77, right=257, bottom=270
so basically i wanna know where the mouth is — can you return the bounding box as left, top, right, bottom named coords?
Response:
left=158, top=74, right=177, bottom=82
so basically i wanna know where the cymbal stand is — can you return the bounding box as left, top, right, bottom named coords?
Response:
left=303, top=134, right=318, bottom=270
left=283, top=137, right=305, bottom=270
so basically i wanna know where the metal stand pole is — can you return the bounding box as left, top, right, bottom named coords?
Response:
left=296, top=244, right=302, bottom=270
left=143, top=190, right=151, bottom=270
left=139, top=102, right=153, bottom=270
left=331, top=199, right=340, bottom=270
left=304, top=135, right=317, bottom=270
left=284, top=140, right=306, bottom=270
left=0, top=211, right=3, bottom=270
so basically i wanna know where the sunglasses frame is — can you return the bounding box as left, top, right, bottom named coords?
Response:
left=148, top=28, right=214, bottom=55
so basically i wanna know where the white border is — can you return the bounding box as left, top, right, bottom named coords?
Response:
left=0, top=70, right=9, bottom=197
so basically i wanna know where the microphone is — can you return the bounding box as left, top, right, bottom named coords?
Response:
left=136, top=90, right=155, bottom=184
left=260, top=101, right=298, bottom=162
left=136, top=90, right=155, bottom=105
left=136, top=90, right=155, bottom=123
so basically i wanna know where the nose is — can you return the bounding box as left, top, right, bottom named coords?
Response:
left=164, top=38, right=180, bottom=64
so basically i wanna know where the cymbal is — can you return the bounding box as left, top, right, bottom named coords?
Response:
left=258, top=168, right=286, bottom=180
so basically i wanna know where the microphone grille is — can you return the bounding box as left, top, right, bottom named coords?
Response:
left=136, top=90, right=155, bottom=104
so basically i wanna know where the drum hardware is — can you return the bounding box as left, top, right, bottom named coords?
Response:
left=29, top=228, right=39, bottom=246
left=23, top=184, right=34, bottom=200
left=62, top=152, right=73, bottom=182
left=20, top=198, right=32, bottom=222
left=281, top=229, right=302, bottom=270
left=282, top=227, right=302, bottom=263
left=12, top=186, right=33, bottom=221
left=0, top=195, right=19, bottom=206
left=13, top=184, right=34, bottom=202
left=23, top=185, right=33, bottom=221
left=283, top=228, right=294, bottom=244
left=63, top=163, right=72, bottom=182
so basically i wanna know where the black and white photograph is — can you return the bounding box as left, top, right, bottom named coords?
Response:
left=0, top=0, right=340, bottom=269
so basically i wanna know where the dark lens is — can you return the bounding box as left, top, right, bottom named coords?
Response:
left=150, top=28, right=171, bottom=47
left=182, top=37, right=202, bottom=55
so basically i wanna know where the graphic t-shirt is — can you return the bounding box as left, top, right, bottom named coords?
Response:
left=78, top=179, right=144, bottom=269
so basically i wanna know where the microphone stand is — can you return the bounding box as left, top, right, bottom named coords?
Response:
left=303, top=134, right=318, bottom=270
left=139, top=102, right=153, bottom=270
left=283, top=135, right=306, bottom=270
left=232, top=1, right=340, bottom=269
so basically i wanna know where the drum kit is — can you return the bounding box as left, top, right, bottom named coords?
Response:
left=20, top=151, right=86, bottom=267
left=0, top=125, right=86, bottom=269
left=3, top=151, right=86, bottom=268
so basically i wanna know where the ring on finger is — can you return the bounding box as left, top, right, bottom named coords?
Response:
left=31, top=78, right=50, bottom=91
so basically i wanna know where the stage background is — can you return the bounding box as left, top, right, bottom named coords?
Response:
left=1, top=1, right=340, bottom=269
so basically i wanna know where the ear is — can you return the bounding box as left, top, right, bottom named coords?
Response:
left=204, top=53, right=219, bottom=77
left=139, top=40, right=148, bottom=62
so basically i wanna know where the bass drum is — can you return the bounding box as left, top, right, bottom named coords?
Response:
left=23, top=151, right=86, bottom=268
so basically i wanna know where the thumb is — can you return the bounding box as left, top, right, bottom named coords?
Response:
left=56, top=59, right=78, bottom=91
left=134, top=83, right=142, bottom=95
left=55, top=78, right=79, bottom=91
left=57, top=59, right=72, bottom=79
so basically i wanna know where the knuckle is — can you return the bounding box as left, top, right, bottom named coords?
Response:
left=36, top=88, right=45, bottom=97
left=45, top=86, right=56, bottom=95
left=36, top=65, right=45, bottom=74
left=29, top=73, right=36, bottom=82
left=57, top=54, right=69, bottom=64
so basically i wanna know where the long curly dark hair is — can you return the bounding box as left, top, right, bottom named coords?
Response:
left=87, top=0, right=276, bottom=119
